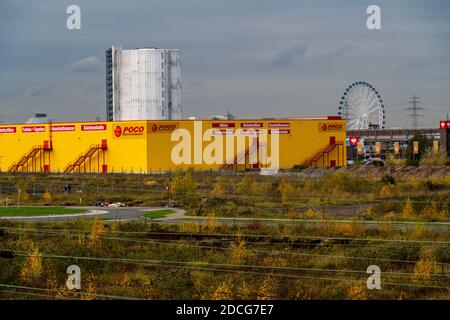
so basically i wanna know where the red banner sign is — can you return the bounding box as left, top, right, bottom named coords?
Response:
left=268, top=122, right=290, bottom=128
left=51, top=125, right=75, bottom=132
left=440, top=120, right=450, bottom=129
left=212, top=123, right=235, bottom=128
left=239, top=129, right=264, bottom=135
left=349, top=135, right=359, bottom=146
left=0, top=126, right=17, bottom=133
left=81, top=124, right=107, bottom=131
left=269, top=129, right=290, bottom=135
left=240, top=122, right=263, bottom=128
left=213, top=129, right=235, bottom=135
left=22, top=126, right=45, bottom=133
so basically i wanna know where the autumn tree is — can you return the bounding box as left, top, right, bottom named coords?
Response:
left=19, top=242, right=43, bottom=285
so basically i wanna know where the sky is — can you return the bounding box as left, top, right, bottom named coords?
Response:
left=0, top=0, right=449, bottom=128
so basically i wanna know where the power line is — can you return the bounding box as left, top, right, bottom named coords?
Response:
left=405, top=93, right=425, bottom=129
left=3, top=251, right=449, bottom=290
left=5, top=248, right=450, bottom=280
left=2, top=226, right=450, bottom=244
left=0, top=283, right=142, bottom=300
left=0, top=289, right=68, bottom=300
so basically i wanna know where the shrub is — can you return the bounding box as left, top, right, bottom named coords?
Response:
left=229, top=230, right=248, bottom=263
left=421, top=203, right=445, bottom=222
left=179, top=222, right=200, bottom=233
left=246, top=220, right=265, bottom=230
left=257, top=275, right=277, bottom=300
left=346, top=283, right=367, bottom=300
left=420, top=148, right=448, bottom=166
left=211, top=280, right=233, bottom=300
left=362, top=207, right=376, bottom=221
left=401, top=199, right=414, bottom=220
left=279, top=178, right=296, bottom=205
left=411, top=248, right=439, bottom=285
left=19, top=242, right=43, bottom=284
left=379, top=184, right=399, bottom=198
left=205, top=213, right=218, bottom=232
left=381, top=175, right=395, bottom=185
left=292, top=164, right=307, bottom=171
left=89, top=217, right=105, bottom=246
left=43, top=191, right=52, bottom=203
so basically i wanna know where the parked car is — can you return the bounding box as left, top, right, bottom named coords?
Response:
left=94, top=200, right=104, bottom=207
left=108, top=202, right=126, bottom=208
left=363, top=157, right=386, bottom=167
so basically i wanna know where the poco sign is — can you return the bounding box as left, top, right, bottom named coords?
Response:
left=114, top=125, right=145, bottom=138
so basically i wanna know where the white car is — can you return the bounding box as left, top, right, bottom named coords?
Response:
left=364, top=157, right=386, bottom=167
left=108, top=202, right=126, bottom=208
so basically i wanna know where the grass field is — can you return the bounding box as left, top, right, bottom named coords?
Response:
left=0, top=168, right=448, bottom=300
left=0, top=207, right=88, bottom=217
left=142, top=209, right=175, bottom=219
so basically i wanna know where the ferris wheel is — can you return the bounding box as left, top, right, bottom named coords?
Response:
left=338, top=81, right=386, bottom=130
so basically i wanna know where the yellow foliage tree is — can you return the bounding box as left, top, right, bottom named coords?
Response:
left=171, top=170, right=196, bottom=199
left=19, top=242, right=43, bottom=284
left=257, top=274, right=277, bottom=300
left=279, top=178, right=296, bottom=205
left=43, top=191, right=52, bottom=203
left=89, top=217, right=105, bottom=246
left=401, top=199, right=414, bottom=220
left=379, top=184, right=398, bottom=198
left=212, top=178, right=228, bottom=196
left=304, top=207, right=321, bottom=220
left=410, top=224, right=425, bottom=240
left=46, top=267, right=68, bottom=298
left=236, top=280, right=252, bottom=300
left=229, top=230, right=248, bottom=262
left=141, top=274, right=153, bottom=299
left=179, top=222, right=200, bottom=233
left=205, top=213, right=218, bottom=232
left=421, top=203, right=442, bottom=222
left=211, top=280, right=233, bottom=300
left=81, top=273, right=97, bottom=300
left=411, top=248, right=439, bottom=286
left=346, top=283, right=367, bottom=300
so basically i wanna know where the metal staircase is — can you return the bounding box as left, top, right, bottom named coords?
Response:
left=63, top=140, right=108, bottom=173
left=220, top=138, right=263, bottom=171
left=9, top=141, right=52, bottom=173
left=303, top=141, right=344, bottom=167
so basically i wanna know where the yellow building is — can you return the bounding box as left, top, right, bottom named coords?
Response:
left=0, top=117, right=346, bottom=173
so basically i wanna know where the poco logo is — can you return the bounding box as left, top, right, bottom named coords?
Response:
left=114, top=125, right=122, bottom=137
left=150, top=123, right=179, bottom=133
left=114, top=125, right=145, bottom=137
left=319, top=122, right=343, bottom=132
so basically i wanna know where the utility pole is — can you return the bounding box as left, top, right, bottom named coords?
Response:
left=405, top=93, right=424, bottom=129
left=226, top=110, right=235, bottom=120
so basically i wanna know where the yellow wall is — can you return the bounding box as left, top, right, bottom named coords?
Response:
left=0, top=118, right=346, bottom=173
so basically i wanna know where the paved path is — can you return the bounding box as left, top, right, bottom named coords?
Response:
left=1, top=206, right=448, bottom=230
left=0, top=207, right=182, bottom=223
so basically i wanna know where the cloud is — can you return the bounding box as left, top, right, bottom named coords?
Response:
left=322, top=44, right=355, bottom=59
left=22, top=85, right=55, bottom=98
left=271, top=44, right=307, bottom=66
left=64, top=56, right=103, bottom=73
left=270, top=43, right=354, bottom=67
